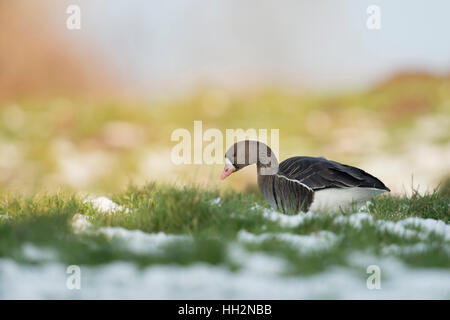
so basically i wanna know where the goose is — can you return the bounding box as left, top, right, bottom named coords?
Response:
left=221, top=140, right=390, bottom=214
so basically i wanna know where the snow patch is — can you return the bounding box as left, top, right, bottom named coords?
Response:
left=332, top=212, right=450, bottom=241
left=261, top=208, right=315, bottom=228
left=210, top=197, right=221, bottom=206
left=254, top=203, right=450, bottom=243
left=84, top=197, right=130, bottom=214
left=227, top=244, right=288, bottom=275
left=333, top=212, right=373, bottom=229
left=21, top=244, right=58, bottom=262
left=238, top=230, right=339, bottom=252
left=96, top=227, right=191, bottom=254
left=397, top=217, right=450, bottom=241
left=381, top=243, right=446, bottom=256
left=70, top=213, right=191, bottom=254
left=1, top=256, right=449, bottom=299
left=376, top=220, right=420, bottom=240
left=71, top=213, right=92, bottom=232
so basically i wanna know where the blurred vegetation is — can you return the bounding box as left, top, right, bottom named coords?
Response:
left=0, top=73, right=449, bottom=194
left=0, top=3, right=448, bottom=195
left=0, top=1, right=116, bottom=99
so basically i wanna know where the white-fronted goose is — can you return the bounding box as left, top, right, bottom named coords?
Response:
left=221, top=140, right=390, bottom=214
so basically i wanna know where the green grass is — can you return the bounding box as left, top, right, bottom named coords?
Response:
left=0, top=183, right=448, bottom=275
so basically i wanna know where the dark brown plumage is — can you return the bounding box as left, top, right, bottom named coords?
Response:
left=221, top=140, right=390, bottom=214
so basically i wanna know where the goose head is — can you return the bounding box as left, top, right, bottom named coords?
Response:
left=221, top=140, right=279, bottom=180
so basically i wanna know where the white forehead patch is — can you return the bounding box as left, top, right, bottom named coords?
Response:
left=225, top=157, right=234, bottom=167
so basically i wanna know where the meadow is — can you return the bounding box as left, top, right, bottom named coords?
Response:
left=1, top=74, right=449, bottom=194
left=0, top=182, right=448, bottom=298
left=1, top=0, right=449, bottom=300
left=0, top=74, right=449, bottom=299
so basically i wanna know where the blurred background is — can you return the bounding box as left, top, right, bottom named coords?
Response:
left=0, top=0, right=449, bottom=195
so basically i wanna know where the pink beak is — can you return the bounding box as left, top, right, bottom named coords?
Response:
left=221, top=163, right=236, bottom=180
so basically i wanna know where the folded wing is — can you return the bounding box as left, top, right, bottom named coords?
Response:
left=278, top=156, right=390, bottom=191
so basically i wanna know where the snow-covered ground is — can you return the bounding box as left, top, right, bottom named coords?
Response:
left=1, top=251, right=449, bottom=299
left=1, top=197, right=449, bottom=299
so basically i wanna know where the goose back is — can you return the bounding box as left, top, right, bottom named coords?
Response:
left=278, top=156, right=390, bottom=191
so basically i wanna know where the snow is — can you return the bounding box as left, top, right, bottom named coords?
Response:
left=227, top=244, right=288, bottom=275
left=331, top=212, right=450, bottom=241
left=238, top=230, right=340, bottom=253
left=84, top=197, right=130, bottom=214
left=71, top=213, right=92, bottom=232
left=333, top=212, right=373, bottom=229
left=381, top=243, right=448, bottom=256
left=21, top=244, right=58, bottom=262
left=96, top=227, right=191, bottom=254
left=396, top=217, right=450, bottom=241
left=376, top=220, right=419, bottom=239
left=210, top=197, right=221, bottom=206
left=69, top=198, right=192, bottom=254
left=260, top=207, right=316, bottom=228
left=1, top=199, right=449, bottom=299
left=71, top=215, right=191, bottom=254
left=0, top=254, right=449, bottom=299
left=259, top=204, right=450, bottom=243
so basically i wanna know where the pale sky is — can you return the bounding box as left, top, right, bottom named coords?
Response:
left=63, top=0, right=450, bottom=93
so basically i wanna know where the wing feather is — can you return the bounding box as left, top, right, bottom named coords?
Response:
left=278, top=156, right=390, bottom=191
